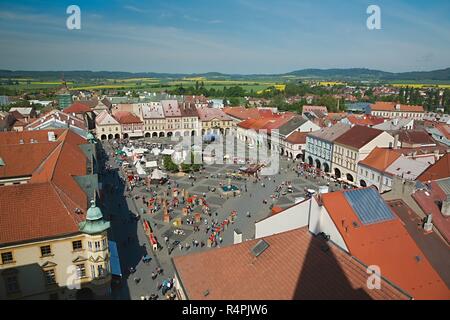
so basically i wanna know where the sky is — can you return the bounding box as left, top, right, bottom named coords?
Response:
left=0, top=0, right=449, bottom=74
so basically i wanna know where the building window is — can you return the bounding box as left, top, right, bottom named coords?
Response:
left=44, top=269, right=57, bottom=285
left=72, top=240, right=83, bottom=251
left=102, top=238, right=107, bottom=250
left=76, top=264, right=86, bottom=278
left=88, top=241, right=92, bottom=250
left=95, top=241, right=101, bottom=251
left=1, top=252, right=13, bottom=264
left=5, top=275, right=20, bottom=294
left=91, top=265, right=96, bottom=278
left=40, top=245, right=52, bottom=257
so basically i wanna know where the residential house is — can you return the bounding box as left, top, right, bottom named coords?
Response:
left=95, top=110, right=121, bottom=140
left=114, top=111, right=143, bottom=139
left=25, top=110, right=88, bottom=138
left=196, top=107, right=234, bottom=137
left=369, top=102, right=425, bottom=119
left=0, top=129, right=112, bottom=300
left=332, top=126, right=394, bottom=183
left=254, top=188, right=449, bottom=299
left=172, top=227, right=410, bottom=300
left=140, top=103, right=166, bottom=138
left=179, top=102, right=200, bottom=136
left=162, top=100, right=182, bottom=137
left=304, top=123, right=351, bottom=173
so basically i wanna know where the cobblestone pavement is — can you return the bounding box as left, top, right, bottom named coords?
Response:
left=98, top=138, right=344, bottom=300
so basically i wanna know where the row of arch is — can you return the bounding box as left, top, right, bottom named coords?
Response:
left=306, top=156, right=378, bottom=189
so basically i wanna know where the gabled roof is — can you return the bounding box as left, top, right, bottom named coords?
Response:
left=0, top=129, right=91, bottom=246
left=385, top=156, right=431, bottom=180
left=95, top=110, right=120, bottom=126
left=345, top=115, right=384, bottom=127
left=417, top=153, right=450, bottom=182
left=321, top=188, right=449, bottom=299
left=196, top=107, right=232, bottom=122
left=141, top=103, right=165, bottom=119
left=63, top=102, right=92, bottom=114
left=161, top=100, right=181, bottom=117
left=359, top=147, right=402, bottom=172
left=114, top=111, right=142, bottom=124
left=308, top=122, right=351, bottom=142
left=285, top=131, right=308, bottom=145
left=334, top=125, right=385, bottom=149
left=173, top=227, right=410, bottom=300
left=179, top=102, right=199, bottom=117
left=223, top=107, right=273, bottom=120
left=412, top=180, right=450, bottom=245
left=397, top=130, right=436, bottom=146
left=371, top=102, right=424, bottom=113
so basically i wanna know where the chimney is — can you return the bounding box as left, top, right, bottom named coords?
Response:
left=394, top=134, right=399, bottom=149
left=423, top=214, right=433, bottom=232
left=395, top=104, right=401, bottom=111
left=393, top=118, right=399, bottom=126
left=233, top=229, right=243, bottom=244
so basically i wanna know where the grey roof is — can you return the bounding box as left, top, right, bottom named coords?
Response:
left=278, top=116, right=308, bottom=136
left=436, top=178, right=450, bottom=196
left=308, top=122, right=351, bottom=142
left=372, top=118, right=414, bottom=131
left=344, top=188, right=396, bottom=225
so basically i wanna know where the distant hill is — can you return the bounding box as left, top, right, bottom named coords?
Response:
left=0, top=67, right=449, bottom=81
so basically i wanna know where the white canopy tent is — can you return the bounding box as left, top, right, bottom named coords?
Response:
left=151, top=148, right=161, bottom=156
left=161, top=149, right=175, bottom=156
left=145, top=160, right=158, bottom=168
left=151, top=169, right=167, bottom=181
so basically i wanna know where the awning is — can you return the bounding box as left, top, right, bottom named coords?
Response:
left=145, top=160, right=158, bottom=168
left=108, top=241, right=122, bottom=277
left=161, top=149, right=175, bottom=156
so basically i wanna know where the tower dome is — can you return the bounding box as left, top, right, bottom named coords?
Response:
left=79, top=200, right=110, bottom=235
left=86, top=200, right=103, bottom=221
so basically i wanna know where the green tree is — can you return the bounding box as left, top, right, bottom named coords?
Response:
left=163, top=155, right=179, bottom=173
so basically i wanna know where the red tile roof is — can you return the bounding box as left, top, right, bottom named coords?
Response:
left=321, top=189, right=449, bottom=299
left=435, top=124, right=450, bottom=139
left=63, top=102, right=92, bottom=114
left=285, top=131, right=308, bottom=144
left=359, top=147, right=402, bottom=172
left=417, top=153, right=450, bottom=182
left=334, top=125, right=385, bottom=149
left=0, top=129, right=90, bottom=246
left=223, top=107, right=274, bottom=120
left=173, top=227, right=410, bottom=300
left=346, top=115, right=385, bottom=127
left=398, top=130, right=436, bottom=146
left=412, top=183, right=450, bottom=245
left=371, top=102, right=424, bottom=113
left=114, top=111, right=142, bottom=124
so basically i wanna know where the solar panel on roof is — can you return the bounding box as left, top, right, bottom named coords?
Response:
left=344, top=188, right=395, bottom=225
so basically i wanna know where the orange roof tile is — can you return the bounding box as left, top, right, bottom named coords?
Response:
left=321, top=189, right=450, bottom=300
left=371, top=102, right=424, bottom=113
left=417, top=153, right=450, bottom=182
left=285, top=131, right=308, bottom=144
left=359, top=147, right=402, bottom=172
left=173, top=227, right=410, bottom=300
left=0, top=129, right=90, bottom=246
left=63, top=102, right=92, bottom=114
